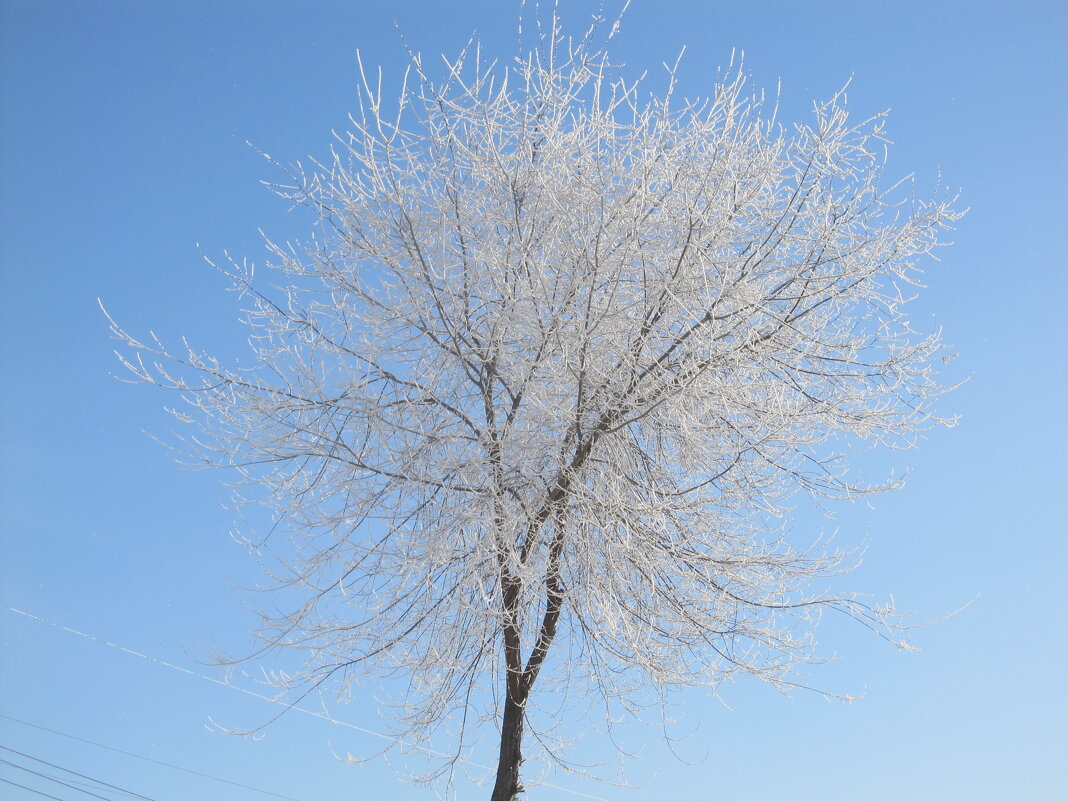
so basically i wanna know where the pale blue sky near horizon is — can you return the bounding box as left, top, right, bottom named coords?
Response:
left=1, top=1, right=1066, bottom=799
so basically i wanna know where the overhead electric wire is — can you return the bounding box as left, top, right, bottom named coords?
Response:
left=4, top=607, right=434, bottom=748
left=0, top=775, right=74, bottom=801
left=0, top=758, right=118, bottom=801
left=0, top=745, right=155, bottom=801
left=4, top=606, right=614, bottom=801
left=0, top=715, right=304, bottom=801
left=28, top=771, right=139, bottom=801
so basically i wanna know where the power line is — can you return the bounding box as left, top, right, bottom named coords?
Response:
left=0, top=758, right=117, bottom=801
left=0, top=775, right=74, bottom=801
left=4, top=606, right=613, bottom=801
left=0, top=715, right=305, bottom=801
left=4, top=607, right=422, bottom=749
left=0, top=745, right=155, bottom=801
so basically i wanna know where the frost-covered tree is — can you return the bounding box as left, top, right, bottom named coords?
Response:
left=107, top=12, right=960, bottom=801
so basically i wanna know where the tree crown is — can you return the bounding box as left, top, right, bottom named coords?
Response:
left=107, top=13, right=960, bottom=791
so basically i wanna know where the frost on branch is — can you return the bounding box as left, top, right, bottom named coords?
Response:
left=107, top=15, right=960, bottom=795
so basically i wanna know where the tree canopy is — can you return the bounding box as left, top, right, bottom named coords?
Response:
left=107, top=13, right=960, bottom=799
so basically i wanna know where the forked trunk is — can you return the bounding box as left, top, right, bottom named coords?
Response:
left=490, top=689, right=525, bottom=800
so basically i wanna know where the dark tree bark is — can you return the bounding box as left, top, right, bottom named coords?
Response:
left=490, top=687, right=527, bottom=801
left=489, top=503, right=568, bottom=800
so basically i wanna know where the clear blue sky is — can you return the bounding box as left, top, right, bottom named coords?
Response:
left=2, top=1, right=1065, bottom=799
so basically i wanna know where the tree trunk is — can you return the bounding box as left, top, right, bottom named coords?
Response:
left=489, top=688, right=525, bottom=801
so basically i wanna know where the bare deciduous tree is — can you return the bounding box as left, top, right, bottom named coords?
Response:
left=106, top=14, right=960, bottom=801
